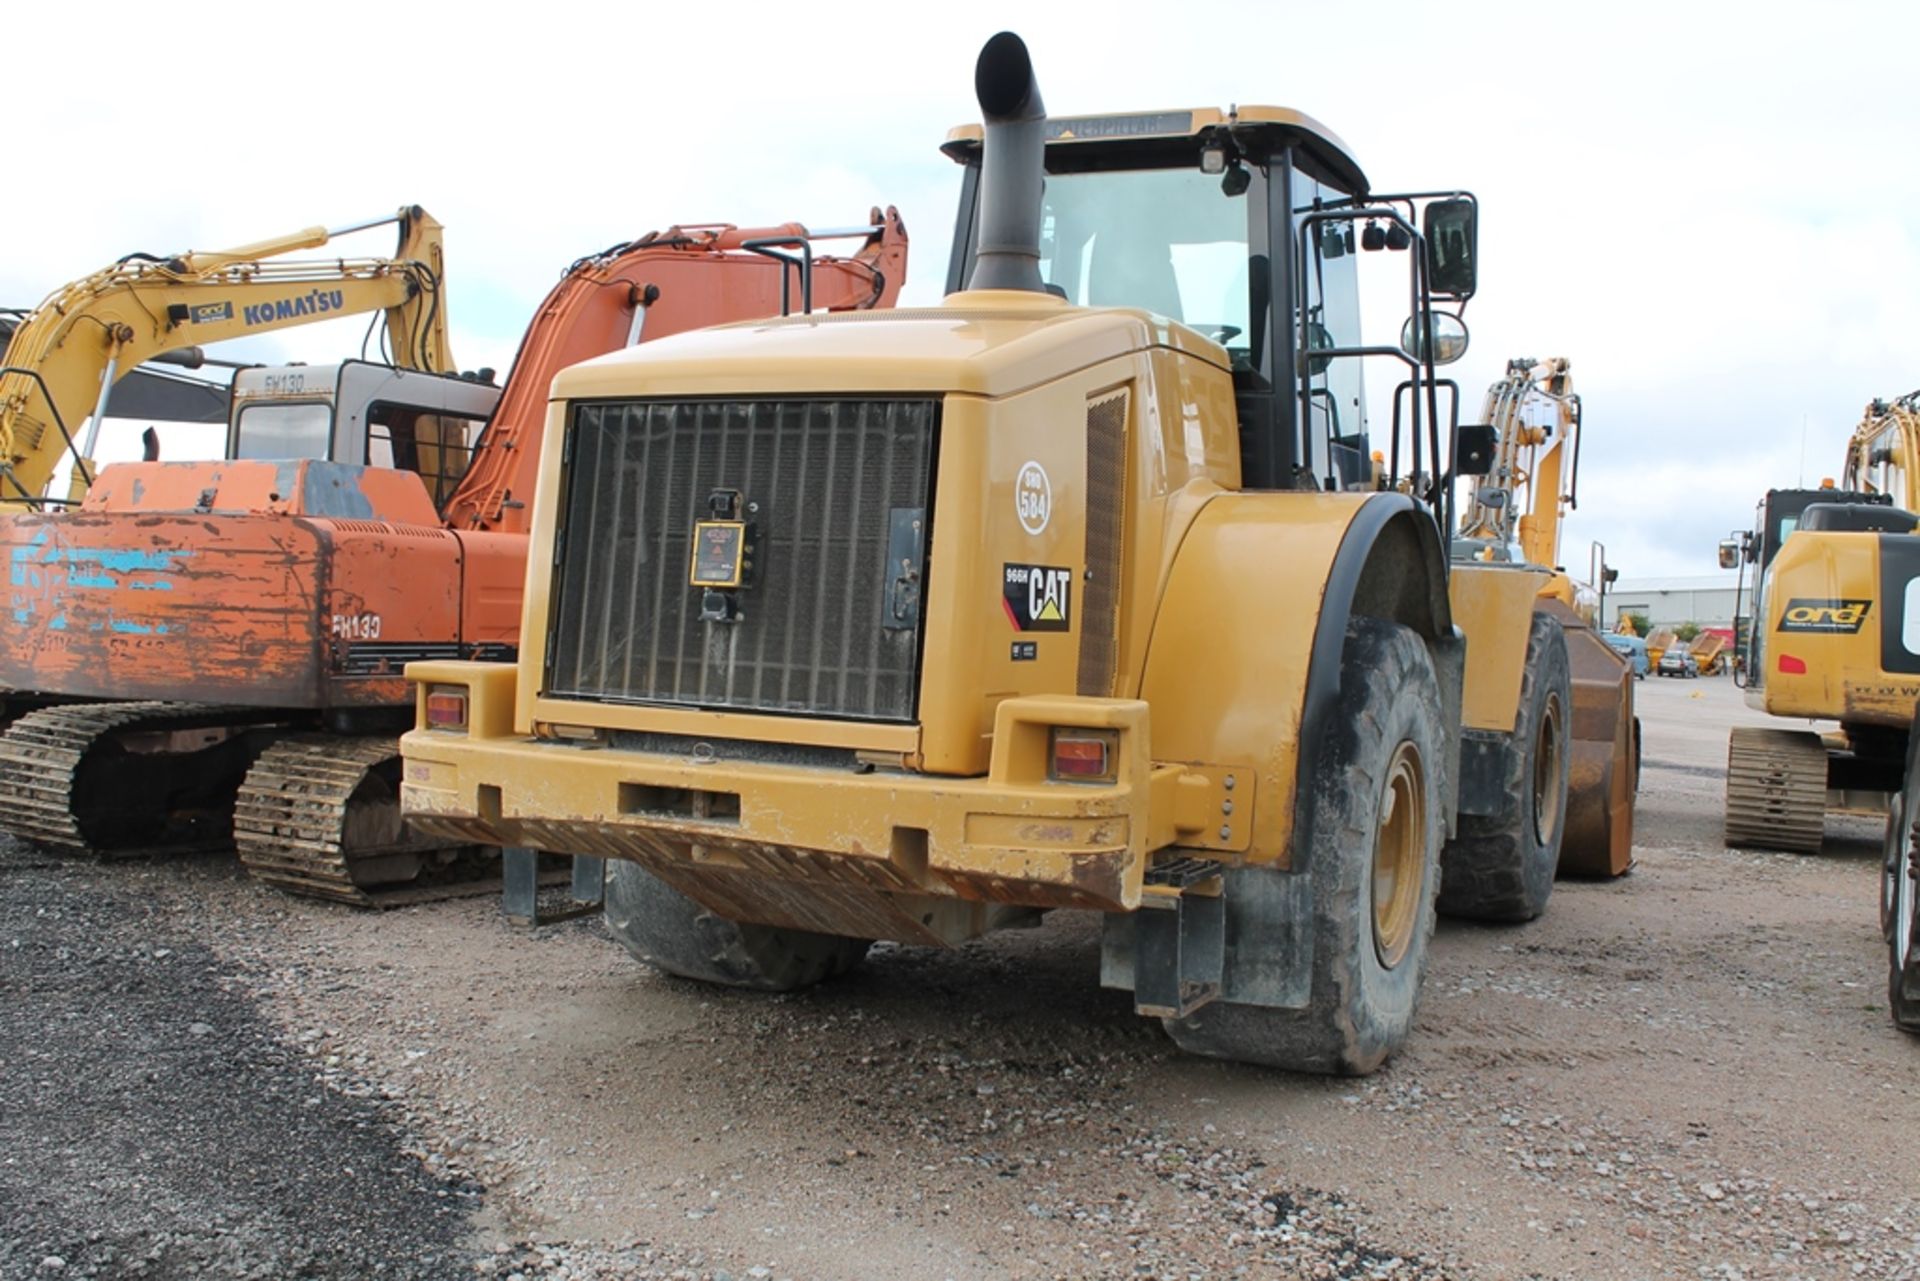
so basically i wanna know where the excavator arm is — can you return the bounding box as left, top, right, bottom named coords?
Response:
left=1842, top=390, right=1920, bottom=509
left=0, top=205, right=453, bottom=508
left=1458, top=355, right=1580, bottom=568
left=441, top=207, right=909, bottom=534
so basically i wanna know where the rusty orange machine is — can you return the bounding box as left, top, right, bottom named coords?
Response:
left=0, top=212, right=908, bottom=904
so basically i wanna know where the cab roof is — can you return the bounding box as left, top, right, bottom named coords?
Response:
left=941, top=106, right=1368, bottom=198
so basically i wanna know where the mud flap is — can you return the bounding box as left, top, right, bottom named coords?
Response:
left=502, top=847, right=606, bottom=927
left=1102, top=864, right=1314, bottom=1011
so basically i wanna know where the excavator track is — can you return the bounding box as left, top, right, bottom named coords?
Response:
left=0, top=701, right=280, bottom=856
left=236, top=735, right=506, bottom=908
left=1724, top=726, right=1828, bottom=853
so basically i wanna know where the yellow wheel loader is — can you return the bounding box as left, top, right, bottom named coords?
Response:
left=398, top=33, right=1591, bottom=1074
left=1452, top=357, right=1638, bottom=885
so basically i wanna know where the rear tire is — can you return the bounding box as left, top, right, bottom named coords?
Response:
left=1438, top=611, right=1572, bottom=922
left=1164, top=617, right=1445, bottom=1075
left=602, top=860, right=870, bottom=992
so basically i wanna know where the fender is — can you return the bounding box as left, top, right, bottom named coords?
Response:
left=1127, top=490, right=1455, bottom=1011
left=1137, top=490, right=1456, bottom=871
left=1293, top=493, right=1461, bottom=861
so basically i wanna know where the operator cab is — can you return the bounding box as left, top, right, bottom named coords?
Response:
left=228, top=360, right=502, bottom=508
left=942, top=109, right=1477, bottom=501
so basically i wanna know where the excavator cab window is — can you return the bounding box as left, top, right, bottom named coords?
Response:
left=233, top=401, right=333, bottom=460
left=365, top=403, right=489, bottom=508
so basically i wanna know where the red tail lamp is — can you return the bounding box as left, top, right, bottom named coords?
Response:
left=426, top=686, right=469, bottom=729
left=1777, top=654, right=1807, bottom=675
left=1050, top=728, right=1118, bottom=782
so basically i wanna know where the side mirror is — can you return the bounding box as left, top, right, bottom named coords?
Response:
left=1717, top=539, right=1741, bottom=571
left=1400, top=311, right=1469, bottom=366
left=1455, top=423, right=1497, bottom=475
left=1423, top=198, right=1477, bottom=299
left=1304, top=319, right=1335, bottom=376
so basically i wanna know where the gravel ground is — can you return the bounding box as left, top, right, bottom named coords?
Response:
left=0, top=856, right=479, bottom=1280
left=2, top=675, right=1917, bottom=1280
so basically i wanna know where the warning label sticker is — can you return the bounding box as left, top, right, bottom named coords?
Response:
left=1003, top=563, right=1071, bottom=632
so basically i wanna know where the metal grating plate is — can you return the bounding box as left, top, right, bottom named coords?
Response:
left=546, top=398, right=937, bottom=721
left=1079, top=389, right=1129, bottom=696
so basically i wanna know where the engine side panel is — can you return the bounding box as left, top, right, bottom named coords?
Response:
left=3, top=511, right=329, bottom=704
left=1762, top=530, right=1920, bottom=728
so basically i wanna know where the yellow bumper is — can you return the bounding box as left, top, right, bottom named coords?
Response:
left=400, top=667, right=1220, bottom=943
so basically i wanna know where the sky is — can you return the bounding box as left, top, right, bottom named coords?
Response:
left=7, top=0, right=1916, bottom=581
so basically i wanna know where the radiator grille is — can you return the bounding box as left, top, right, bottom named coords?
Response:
left=545, top=398, right=937, bottom=721
left=1078, top=389, right=1129, bottom=696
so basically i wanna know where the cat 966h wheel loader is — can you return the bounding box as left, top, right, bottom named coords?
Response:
left=400, top=32, right=1591, bottom=1073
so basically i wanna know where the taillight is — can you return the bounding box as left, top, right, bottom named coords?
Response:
left=1778, top=654, right=1807, bottom=675
left=1050, top=728, right=1118, bottom=783
left=426, top=686, right=468, bottom=729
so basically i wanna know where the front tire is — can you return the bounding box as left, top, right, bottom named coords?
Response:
left=1438, top=610, right=1572, bottom=922
left=603, top=860, right=870, bottom=992
left=1887, top=728, right=1920, bottom=1034
left=1164, top=617, right=1445, bottom=1075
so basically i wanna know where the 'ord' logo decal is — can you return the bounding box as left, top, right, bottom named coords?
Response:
left=1777, top=598, right=1871, bottom=633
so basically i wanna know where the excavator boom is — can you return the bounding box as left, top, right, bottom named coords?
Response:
left=0, top=206, right=452, bottom=507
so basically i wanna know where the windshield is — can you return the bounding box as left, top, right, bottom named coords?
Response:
left=1037, top=168, right=1250, bottom=349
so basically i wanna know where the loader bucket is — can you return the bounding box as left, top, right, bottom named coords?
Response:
left=1542, top=599, right=1637, bottom=876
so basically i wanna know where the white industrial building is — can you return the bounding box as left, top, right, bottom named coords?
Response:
left=1605, top=575, right=1744, bottom=629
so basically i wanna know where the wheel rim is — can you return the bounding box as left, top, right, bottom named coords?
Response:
left=1531, top=692, right=1565, bottom=845
left=1373, top=740, right=1426, bottom=970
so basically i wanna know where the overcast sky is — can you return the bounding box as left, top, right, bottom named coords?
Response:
left=8, top=0, right=1915, bottom=582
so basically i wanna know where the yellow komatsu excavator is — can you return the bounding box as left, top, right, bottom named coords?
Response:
left=396, top=31, right=1617, bottom=1075
left=1453, top=356, right=1637, bottom=881
left=0, top=207, right=453, bottom=507
left=1721, top=391, right=1920, bottom=1032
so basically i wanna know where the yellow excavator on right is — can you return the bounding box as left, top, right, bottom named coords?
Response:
left=1720, top=389, right=1920, bottom=1032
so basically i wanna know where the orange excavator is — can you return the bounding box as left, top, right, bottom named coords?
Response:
left=0, top=210, right=909, bottom=904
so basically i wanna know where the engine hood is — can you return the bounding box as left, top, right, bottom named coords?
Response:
left=545, top=290, right=1231, bottom=403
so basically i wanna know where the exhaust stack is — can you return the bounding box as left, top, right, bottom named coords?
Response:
left=965, top=32, right=1047, bottom=294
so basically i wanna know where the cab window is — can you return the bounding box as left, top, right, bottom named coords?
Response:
left=1037, top=167, right=1251, bottom=350
left=365, top=403, right=489, bottom=507
left=232, top=402, right=332, bottom=460
left=1294, top=172, right=1367, bottom=488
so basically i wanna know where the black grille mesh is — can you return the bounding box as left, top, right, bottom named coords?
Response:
left=1078, top=389, right=1129, bottom=696
left=545, top=398, right=936, bottom=721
